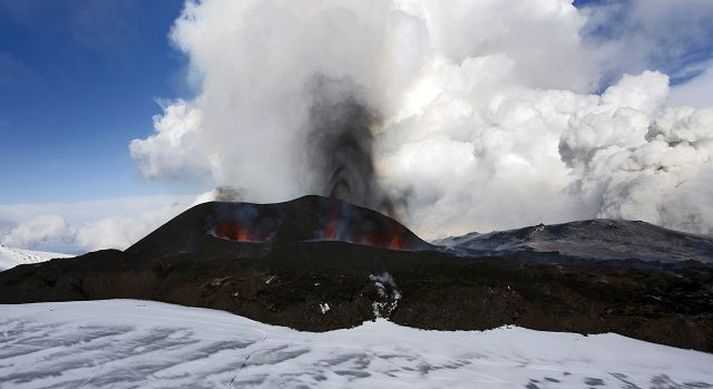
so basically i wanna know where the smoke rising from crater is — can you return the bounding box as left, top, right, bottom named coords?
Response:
left=307, top=77, right=394, bottom=213
left=130, top=0, right=713, bottom=238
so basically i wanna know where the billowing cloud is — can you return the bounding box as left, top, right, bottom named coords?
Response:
left=129, top=0, right=713, bottom=238
left=0, top=195, right=194, bottom=252
left=560, top=72, right=713, bottom=234
left=0, top=191, right=252, bottom=253
left=0, top=214, right=72, bottom=249
left=74, top=189, right=242, bottom=251
left=75, top=203, right=187, bottom=251
left=129, top=100, right=209, bottom=180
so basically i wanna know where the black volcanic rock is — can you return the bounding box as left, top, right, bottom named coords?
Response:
left=0, top=196, right=712, bottom=353
left=127, top=195, right=432, bottom=256
left=437, top=219, right=713, bottom=265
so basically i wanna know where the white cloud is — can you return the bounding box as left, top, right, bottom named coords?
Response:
left=0, top=195, right=195, bottom=227
left=75, top=202, right=188, bottom=251
left=73, top=188, right=249, bottom=251
left=0, top=190, right=258, bottom=253
left=560, top=76, right=713, bottom=234
left=0, top=190, right=254, bottom=252
left=123, top=0, right=713, bottom=239
left=0, top=195, right=195, bottom=252
left=129, top=100, right=209, bottom=180
left=0, top=214, right=72, bottom=249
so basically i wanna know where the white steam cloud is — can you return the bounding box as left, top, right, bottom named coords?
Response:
left=1, top=214, right=72, bottom=249
left=0, top=191, right=241, bottom=252
left=75, top=203, right=188, bottom=251
left=0, top=195, right=195, bottom=252
left=131, top=0, right=713, bottom=238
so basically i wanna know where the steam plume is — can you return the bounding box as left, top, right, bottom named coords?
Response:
left=130, top=0, right=713, bottom=238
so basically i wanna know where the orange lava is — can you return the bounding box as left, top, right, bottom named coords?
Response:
left=323, top=202, right=340, bottom=240
left=325, top=218, right=338, bottom=240
left=386, top=220, right=406, bottom=250
left=215, top=223, right=264, bottom=242
left=388, top=233, right=405, bottom=250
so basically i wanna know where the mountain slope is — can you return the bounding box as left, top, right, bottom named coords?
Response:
left=0, top=244, right=71, bottom=271
left=1, top=197, right=712, bottom=352
left=436, top=219, right=713, bottom=264
left=1, top=300, right=711, bottom=388
left=1, top=241, right=711, bottom=351
left=127, top=195, right=432, bottom=256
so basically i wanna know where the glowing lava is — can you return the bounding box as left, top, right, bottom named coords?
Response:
left=215, top=222, right=266, bottom=242
left=324, top=202, right=340, bottom=241
left=206, top=196, right=427, bottom=251
left=318, top=199, right=412, bottom=250
left=386, top=220, right=406, bottom=250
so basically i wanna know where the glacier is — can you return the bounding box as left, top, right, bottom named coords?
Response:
left=1, top=299, right=711, bottom=388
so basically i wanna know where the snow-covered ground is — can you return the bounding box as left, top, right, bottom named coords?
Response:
left=0, top=300, right=711, bottom=388
left=0, top=245, right=71, bottom=271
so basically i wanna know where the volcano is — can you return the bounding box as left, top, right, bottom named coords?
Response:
left=127, top=195, right=432, bottom=256
left=0, top=195, right=712, bottom=352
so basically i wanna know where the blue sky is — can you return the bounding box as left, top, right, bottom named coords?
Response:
left=0, top=0, right=712, bottom=205
left=0, top=0, right=196, bottom=203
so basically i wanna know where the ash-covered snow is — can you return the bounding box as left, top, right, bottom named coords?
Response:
left=319, top=302, right=330, bottom=315
left=0, top=300, right=711, bottom=388
left=0, top=244, right=71, bottom=271
left=369, top=272, right=401, bottom=319
left=436, top=219, right=713, bottom=264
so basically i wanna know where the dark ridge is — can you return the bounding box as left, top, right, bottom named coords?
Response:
left=437, top=219, right=713, bottom=265
left=0, top=242, right=711, bottom=352
left=127, top=195, right=432, bottom=256
left=0, top=196, right=712, bottom=353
